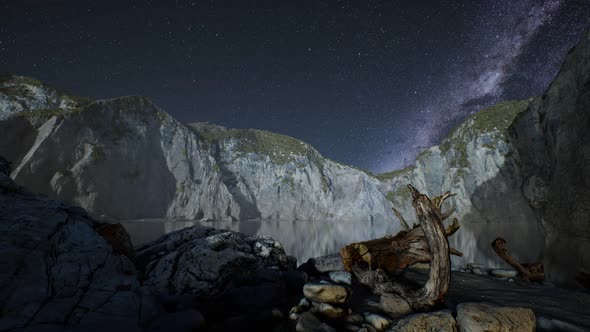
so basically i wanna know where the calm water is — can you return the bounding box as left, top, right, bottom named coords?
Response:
left=121, top=218, right=547, bottom=271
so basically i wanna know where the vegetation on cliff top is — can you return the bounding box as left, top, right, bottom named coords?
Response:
left=0, top=74, right=93, bottom=110
left=190, top=122, right=317, bottom=164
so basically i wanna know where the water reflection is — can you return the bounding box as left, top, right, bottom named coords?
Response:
left=122, top=218, right=545, bottom=271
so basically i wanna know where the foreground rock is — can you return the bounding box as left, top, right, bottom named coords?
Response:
left=457, top=303, right=535, bottom=332
left=303, top=283, right=351, bottom=304
left=388, top=310, right=457, bottom=332
left=136, top=225, right=297, bottom=298
left=0, top=157, right=155, bottom=331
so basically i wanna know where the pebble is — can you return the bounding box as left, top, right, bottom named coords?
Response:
left=472, top=267, right=491, bottom=276
left=346, top=313, right=365, bottom=324
left=361, top=323, right=378, bottom=332
left=491, top=268, right=518, bottom=278
left=303, top=283, right=351, bottom=304
left=289, top=312, right=300, bottom=321
left=317, top=302, right=346, bottom=319
left=364, top=313, right=391, bottom=331
left=271, top=308, right=283, bottom=318
left=467, top=263, right=486, bottom=270
left=299, top=298, right=311, bottom=309
left=329, top=271, right=352, bottom=285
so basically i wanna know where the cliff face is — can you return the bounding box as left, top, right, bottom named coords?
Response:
left=377, top=100, right=543, bottom=267
left=0, top=84, right=392, bottom=222
left=509, top=28, right=590, bottom=282
left=380, top=28, right=590, bottom=278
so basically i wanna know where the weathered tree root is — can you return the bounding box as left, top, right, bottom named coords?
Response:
left=340, top=187, right=462, bottom=273
left=491, top=238, right=544, bottom=282
left=342, top=185, right=455, bottom=310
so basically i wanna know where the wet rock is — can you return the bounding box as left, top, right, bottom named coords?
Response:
left=146, top=309, right=205, bottom=332
left=472, top=267, right=491, bottom=276
left=299, top=298, right=311, bottom=309
left=364, top=313, right=391, bottom=331
left=316, top=302, right=346, bottom=319
left=457, top=303, right=535, bottom=332
left=299, top=254, right=345, bottom=274
left=296, top=312, right=336, bottom=332
left=388, top=310, right=457, bottom=332
left=303, top=283, right=351, bottom=304
left=345, top=312, right=365, bottom=324
left=329, top=271, right=352, bottom=285
left=379, top=293, right=412, bottom=318
left=467, top=263, right=486, bottom=270
left=136, top=225, right=296, bottom=298
left=362, top=324, right=378, bottom=332
left=490, top=268, right=518, bottom=278
left=0, top=170, right=153, bottom=331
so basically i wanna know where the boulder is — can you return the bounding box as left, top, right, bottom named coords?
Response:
left=379, top=293, right=412, bottom=318
left=456, top=303, right=535, bottom=332
left=299, top=254, right=346, bottom=274
left=135, top=225, right=296, bottom=298
left=303, top=283, right=351, bottom=304
left=296, top=312, right=336, bottom=332
left=388, top=310, right=457, bottom=332
left=0, top=163, right=156, bottom=331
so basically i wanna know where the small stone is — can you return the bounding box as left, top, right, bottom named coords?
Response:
left=361, top=323, right=377, bottom=332
left=363, top=313, right=391, bottom=331
left=467, top=263, right=486, bottom=270
left=346, top=312, right=365, bottom=324
left=296, top=312, right=321, bottom=332
left=329, top=271, right=352, bottom=285
left=299, top=298, right=311, bottom=309
left=303, top=283, right=351, bottom=304
left=457, top=302, right=535, bottom=332
left=317, top=302, right=345, bottom=319
left=490, top=268, right=518, bottom=278
left=290, top=312, right=300, bottom=321
left=361, top=298, right=381, bottom=310
left=344, top=324, right=360, bottom=331
left=472, top=267, right=491, bottom=276
left=290, top=306, right=302, bottom=315
left=271, top=308, right=283, bottom=318
left=379, top=293, right=412, bottom=318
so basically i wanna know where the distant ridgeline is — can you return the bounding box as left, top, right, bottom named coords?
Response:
left=1, top=28, right=590, bottom=278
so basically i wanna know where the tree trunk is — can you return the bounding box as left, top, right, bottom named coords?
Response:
left=340, top=192, right=462, bottom=273
left=344, top=185, right=456, bottom=310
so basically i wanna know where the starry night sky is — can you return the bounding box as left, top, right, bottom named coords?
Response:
left=1, top=0, right=589, bottom=172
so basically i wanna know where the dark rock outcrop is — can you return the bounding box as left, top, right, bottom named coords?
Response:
left=0, top=157, right=156, bottom=331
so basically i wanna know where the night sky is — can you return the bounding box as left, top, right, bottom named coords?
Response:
left=1, top=1, right=589, bottom=173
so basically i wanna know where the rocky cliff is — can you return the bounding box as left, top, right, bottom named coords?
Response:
left=0, top=81, right=392, bottom=222
left=380, top=28, right=590, bottom=279
left=509, top=28, right=590, bottom=283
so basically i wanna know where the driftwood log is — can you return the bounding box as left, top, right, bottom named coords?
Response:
left=342, top=185, right=457, bottom=310
left=491, top=238, right=544, bottom=282
left=340, top=189, right=462, bottom=273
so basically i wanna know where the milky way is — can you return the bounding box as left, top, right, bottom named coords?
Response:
left=1, top=1, right=589, bottom=173
left=377, top=0, right=589, bottom=171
